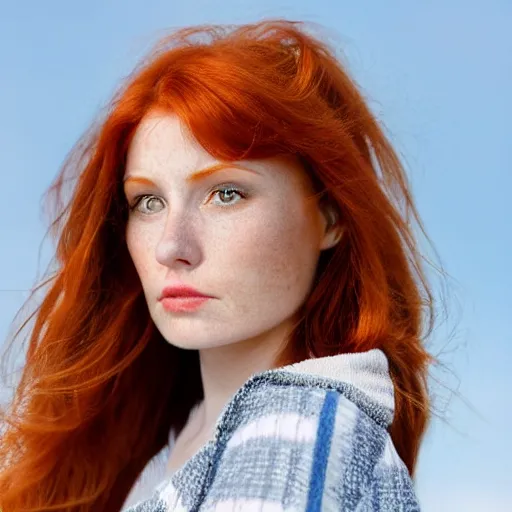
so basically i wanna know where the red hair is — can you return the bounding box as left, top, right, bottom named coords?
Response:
left=0, top=20, right=435, bottom=511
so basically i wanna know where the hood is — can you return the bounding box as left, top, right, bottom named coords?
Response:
left=279, top=348, right=395, bottom=417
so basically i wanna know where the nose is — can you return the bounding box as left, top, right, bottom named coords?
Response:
left=155, top=211, right=203, bottom=269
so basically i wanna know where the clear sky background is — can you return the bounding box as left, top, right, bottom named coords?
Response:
left=0, top=1, right=510, bottom=510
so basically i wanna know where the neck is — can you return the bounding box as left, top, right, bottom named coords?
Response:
left=196, top=320, right=294, bottom=436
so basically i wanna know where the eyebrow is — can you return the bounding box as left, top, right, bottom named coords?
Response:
left=123, top=176, right=156, bottom=187
left=123, top=163, right=260, bottom=187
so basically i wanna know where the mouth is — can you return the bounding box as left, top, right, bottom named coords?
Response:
left=158, top=284, right=213, bottom=313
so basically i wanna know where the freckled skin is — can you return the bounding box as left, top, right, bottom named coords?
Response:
left=124, top=113, right=339, bottom=351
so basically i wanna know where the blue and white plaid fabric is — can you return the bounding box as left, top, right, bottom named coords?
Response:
left=124, top=350, right=420, bottom=511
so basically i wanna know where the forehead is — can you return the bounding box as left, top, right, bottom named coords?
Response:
left=125, top=112, right=315, bottom=194
left=126, top=113, right=217, bottom=178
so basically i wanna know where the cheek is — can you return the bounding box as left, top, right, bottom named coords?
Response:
left=126, top=223, right=157, bottom=286
left=228, top=202, right=320, bottom=303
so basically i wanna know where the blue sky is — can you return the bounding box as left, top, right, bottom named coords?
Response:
left=0, top=1, right=510, bottom=510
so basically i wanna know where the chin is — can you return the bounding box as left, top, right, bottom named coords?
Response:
left=151, top=319, right=234, bottom=350
left=151, top=311, right=281, bottom=352
left=161, top=335, right=236, bottom=351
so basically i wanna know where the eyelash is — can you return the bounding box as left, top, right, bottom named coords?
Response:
left=128, top=184, right=248, bottom=213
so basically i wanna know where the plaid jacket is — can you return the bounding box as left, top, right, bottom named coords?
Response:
left=123, top=349, right=421, bottom=511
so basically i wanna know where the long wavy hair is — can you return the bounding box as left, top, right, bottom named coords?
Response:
left=0, top=20, right=435, bottom=511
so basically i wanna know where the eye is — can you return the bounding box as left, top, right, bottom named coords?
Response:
left=210, top=186, right=247, bottom=207
left=130, top=195, right=165, bottom=214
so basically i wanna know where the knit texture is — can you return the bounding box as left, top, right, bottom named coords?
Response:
left=123, top=350, right=421, bottom=511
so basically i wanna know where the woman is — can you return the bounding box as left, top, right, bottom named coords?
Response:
left=0, top=20, right=434, bottom=511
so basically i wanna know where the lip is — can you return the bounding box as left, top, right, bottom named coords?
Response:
left=159, top=284, right=211, bottom=300
left=158, top=284, right=213, bottom=313
left=160, top=296, right=211, bottom=313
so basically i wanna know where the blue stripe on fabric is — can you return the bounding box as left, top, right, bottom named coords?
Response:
left=306, top=390, right=339, bottom=512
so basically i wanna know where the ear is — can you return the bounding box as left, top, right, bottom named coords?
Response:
left=319, top=202, right=344, bottom=251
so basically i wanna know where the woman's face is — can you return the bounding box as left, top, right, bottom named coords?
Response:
left=124, top=113, right=340, bottom=351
